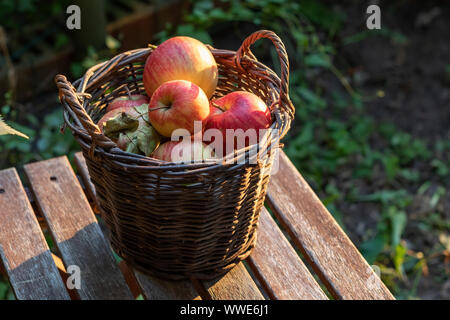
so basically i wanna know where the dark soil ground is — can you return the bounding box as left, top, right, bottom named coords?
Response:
left=337, top=0, right=449, bottom=141
left=302, top=1, right=450, bottom=299
left=335, top=1, right=450, bottom=299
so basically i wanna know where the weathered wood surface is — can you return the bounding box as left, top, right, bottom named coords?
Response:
left=24, top=157, right=133, bottom=300
left=202, top=263, right=265, bottom=300
left=0, top=168, right=70, bottom=300
left=247, top=208, right=328, bottom=300
left=51, top=253, right=79, bottom=300
left=134, top=272, right=201, bottom=300
left=266, top=151, right=395, bottom=300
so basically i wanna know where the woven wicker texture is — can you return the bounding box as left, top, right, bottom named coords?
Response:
left=56, top=30, right=294, bottom=280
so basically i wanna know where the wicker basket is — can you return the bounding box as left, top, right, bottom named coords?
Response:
left=55, top=30, right=294, bottom=280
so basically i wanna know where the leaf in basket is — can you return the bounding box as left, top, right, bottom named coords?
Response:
left=124, top=132, right=139, bottom=154
left=121, top=124, right=160, bottom=156
left=132, top=104, right=151, bottom=123
left=103, top=113, right=139, bottom=139
left=137, top=125, right=160, bottom=156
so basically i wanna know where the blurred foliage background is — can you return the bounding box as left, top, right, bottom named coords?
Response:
left=0, top=0, right=449, bottom=300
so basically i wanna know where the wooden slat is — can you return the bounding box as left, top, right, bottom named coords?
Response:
left=266, top=151, right=395, bottom=300
left=51, top=253, right=79, bottom=300
left=24, top=157, right=134, bottom=300
left=0, top=168, right=70, bottom=300
left=134, top=272, right=201, bottom=300
left=247, top=208, right=328, bottom=300
left=202, top=263, right=265, bottom=300
left=73, top=152, right=200, bottom=300
left=73, top=152, right=99, bottom=210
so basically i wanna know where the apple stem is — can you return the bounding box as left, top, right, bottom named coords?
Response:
left=149, top=106, right=170, bottom=112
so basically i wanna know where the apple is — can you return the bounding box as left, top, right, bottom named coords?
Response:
left=148, top=80, right=210, bottom=137
left=204, top=91, right=272, bottom=154
left=143, top=36, right=218, bottom=98
left=106, top=94, right=149, bottom=112
left=151, top=140, right=215, bottom=163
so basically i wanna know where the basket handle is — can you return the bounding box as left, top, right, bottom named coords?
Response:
left=55, top=74, right=116, bottom=151
left=235, top=30, right=294, bottom=119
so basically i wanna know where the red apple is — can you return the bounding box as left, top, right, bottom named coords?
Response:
left=143, top=36, right=218, bottom=98
left=151, top=140, right=215, bottom=163
left=106, top=94, right=149, bottom=112
left=204, top=91, right=272, bottom=154
left=148, top=80, right=210, bottom=137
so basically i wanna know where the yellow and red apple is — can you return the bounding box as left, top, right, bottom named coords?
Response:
left=151, top=140, right=215, bottom=163
left=148, top=80, right=210, bottom=137
left=106, top=94, right=149, bottom=112
left=143, top=36, right=218, bottom=98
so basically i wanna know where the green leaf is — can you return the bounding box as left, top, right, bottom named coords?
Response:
left=429, top=186, right=445, bottom=208
left=393, top=243, right=407, bottom=276
left=399, top=169, right=420, bottom=182
left=297, top=87, right=327, bottom=109
left=431, top=159, right=449, bottom=177
left=123, top=124, right=160, bottom=157
left=304, top=53, right=331, bottom=68
left=360, top=234, right=386, bottom=264
left=387, top=207, right=407, bottom=247
left=103, top=113, right=139, bottom=139
left=0, top=115, right=29, bottom=139
left=135, top=125, right=160, bottom=156
left=382, top=154, right=399, bottom=181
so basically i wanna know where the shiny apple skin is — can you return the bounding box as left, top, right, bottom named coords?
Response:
left=148, top=80, right=210, bottom=137
left=151, top=140, right=214, bottom=163
left=106, top=94, right=149, bottom=112
left=143, top=36, right=218, bottom=98
left=204, top=91, right=272, bottom=151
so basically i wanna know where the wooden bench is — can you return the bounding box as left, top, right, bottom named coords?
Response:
left=0, top=151, right=395, bottom=300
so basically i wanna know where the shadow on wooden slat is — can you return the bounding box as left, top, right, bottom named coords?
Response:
left=0, top=249, right=70, bottom=300
left=0, top=167, right=70, bottom=300
left=51, top=222, right=134, bottom=300
left=134, top=271, right=201, bottom=300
